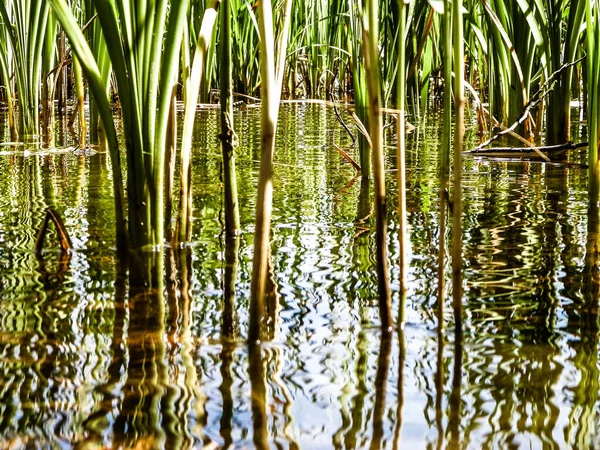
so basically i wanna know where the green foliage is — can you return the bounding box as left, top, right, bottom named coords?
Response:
left=48, top=0, right=190, bottom=253
left=513, top=0, right=585, bottom=143
left=588, top=0, right=600, bottom=197
left=0, top=0, right=50, bottom=139
left=1, top=0, right=599, bottom=245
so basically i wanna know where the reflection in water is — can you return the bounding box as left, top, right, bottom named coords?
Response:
left=567, top=200, right=600, bottom=448
left=370, top=333, right=391, bottom=450
left=1, top=106, right=600, bottom=448
left=393, top=326, right=406, bottom=450
left=114, top=254, right=168, bottom=449
left=220, top=234, right=239, bottom=448
left=447, top=320, right=462, bottom=449
left=249, top=344, right=269, bottom=450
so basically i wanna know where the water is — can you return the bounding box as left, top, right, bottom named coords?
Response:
left=0, top=104, right=598, bottom=449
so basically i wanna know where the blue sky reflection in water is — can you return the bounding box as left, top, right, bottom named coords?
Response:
left=0, top=104, right=598, bottom=449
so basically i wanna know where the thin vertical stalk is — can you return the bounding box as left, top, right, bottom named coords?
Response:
left=439, top=0, right=453, bottom=322
left=451, top=0, right=464, bottom=330
left=249, top=0, right=292, bottom=343
left=436, top=0, right=451, bottom=422
left=448, top=319, right=463, bottom=447
left=396, top=0, right=408, bottom=299
left=42, top=12, right=57, bottom=147
left=435, top=313, right=445, bottom=449
left=392, top=292, right=407, bottom=449
left=588, top=0, right=600, bottom=201
left=73, top=55, right=87, bottom=148
left=164, top=83, right=177, bottom=242
left=249, top=0, right=278, bottom=342
left=219, top=236, right=240, bottom=446
left=58, top=31, right=68, bottom=116
left=363, top=0, right=392, bottom=330
left=449, top=1, right=464, bottom=443
left=349, top=0, right=370, bottom=178
left=177, top=0, right=220, bottom=242
left=220, top=0, right=240, bottom=235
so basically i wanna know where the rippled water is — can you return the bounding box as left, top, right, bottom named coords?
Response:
left=0, top=104, right=598, bottom=449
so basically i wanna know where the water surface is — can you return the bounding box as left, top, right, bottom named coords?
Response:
left=0, top=105, right=598, bottom=449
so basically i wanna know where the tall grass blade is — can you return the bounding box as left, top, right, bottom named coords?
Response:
left=47, top=0, right=127, bottom=249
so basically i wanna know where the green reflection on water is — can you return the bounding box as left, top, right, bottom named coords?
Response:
left=0, top=105, right=598, bottom=449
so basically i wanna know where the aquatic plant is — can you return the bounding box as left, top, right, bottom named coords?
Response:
left=588, top=0, right=600, bottom=198
left=452, top=0, right=465, bottom=326
left=0, top=18, right=18, bottom=140
left=48, top=0, right=189, bottom=257
left=396, top=0, right=412, bottom=298
left=363, top=0, right=391, bottom=327
left=219, top=0, right=241, bottom=235
left=177, top=0, right=220, bottom=242
left=479, top=0, right=534, bottom=137
left=249, top=0, right=292, bottom=341
left=81, top=0, right=112, bottom=147
left=0, top=0, right=50, bottom=139
left=514, top=0, right=585, bottom=144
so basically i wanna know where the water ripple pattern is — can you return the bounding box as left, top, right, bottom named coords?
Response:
left=0, top=106, right=598, bottom=449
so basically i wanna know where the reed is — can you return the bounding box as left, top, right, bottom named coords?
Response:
left=588, top=0, right=600, bottom=199
left=49, top=0, right=190, bottom=257
left=249, top=0, right=293, bottom=343
left=349, top=0, right=370, bottom=178
left=177, top=0, right=220, bottom=242
left=397, top=0, right=409, bottom=298
left=452, top=0, right=465, bottom=327
left=438, top=0, right=452, bottom=322
left=230, top=0, right=260, bottom=95
left=363, top=0, right=392, bottom=329
left=0, top=0, right=50, bottom=140
left=480, top=0, right=532, bottom=136
left=41, top=11, right=57, bottom=146
left=0, top=20, right=17, bottom=141
left=82, top=0, right=111, bottom=146
left=515, top=0, right=585, bottom=144
left=219, top=0, right=241, bottom=235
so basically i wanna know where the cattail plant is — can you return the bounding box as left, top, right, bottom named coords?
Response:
left=177, top=0, right=220, bottom=242
left=0, top=20, right=17, bottom=141
left=363, top=0, right=392, bottom=329
left=219, top=0, right=240, bottom=235
left=397, top=0, right=409, bottom=300
left=249, top=0, right=293, bottom=343
left=452, top=0, right=465, bottom=330
left=49, top=0, right=190, bottom=261
left=515, top=0, right=585, bottom=144
left=0, top=0, right=50, bottom=140
left=588, top=0, right=600, bottom=199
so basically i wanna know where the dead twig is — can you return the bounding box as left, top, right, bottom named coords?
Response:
left=35, top=208, right=72, bottom=254
left=333, top=143, right=361, bottom=173
left=474, top=56, right=586, bottom=154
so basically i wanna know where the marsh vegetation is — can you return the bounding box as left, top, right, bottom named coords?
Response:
left=0, top=0, right=599, bottom=448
